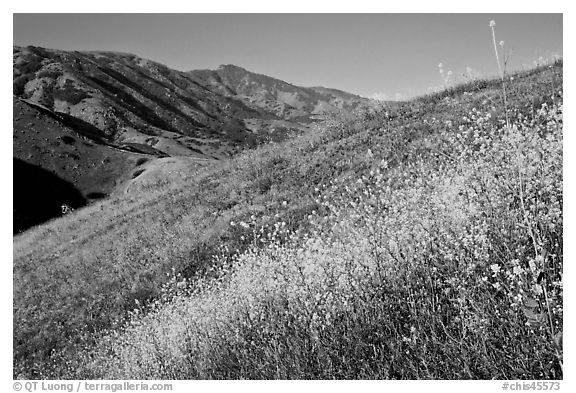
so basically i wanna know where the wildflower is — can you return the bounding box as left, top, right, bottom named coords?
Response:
left=532, top=284, right=543, bottom=295
left=490, top=264, right=501, bottom=274
left=490, top=20, right=496, bottom=27
left=499, top=40, right=505, bottom=47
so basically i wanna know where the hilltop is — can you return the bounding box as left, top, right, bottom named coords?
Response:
left=13, top=61, right=563, bottom=379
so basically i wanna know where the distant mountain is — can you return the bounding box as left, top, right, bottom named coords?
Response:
left=188, top=64, right=368, bottom=120
left=13, top=45, right=370, bottom=230
left=14, top=46, right=369, bottom=157
left=13, top=46, right=261, bottom=160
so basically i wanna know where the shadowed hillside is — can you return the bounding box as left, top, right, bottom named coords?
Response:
left=13, top=96, right=158, bottom=228
left=13, top=159, right=86, bottom=233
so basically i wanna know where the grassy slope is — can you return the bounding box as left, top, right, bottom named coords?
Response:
left=13, top=63, right=562, bottom=378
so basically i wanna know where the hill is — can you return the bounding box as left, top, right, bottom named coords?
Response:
left=14, top=46, right=369, bottom=150
left=188, top=64, right=369, bottom=124
left=13, top=62, right=563, bottom=379
left=13, top=46, right=370, bottom=231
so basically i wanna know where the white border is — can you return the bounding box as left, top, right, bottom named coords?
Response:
left=3, top=3, right=572, bottom=392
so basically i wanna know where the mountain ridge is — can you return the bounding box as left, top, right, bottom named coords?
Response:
left=188, top=63, right=367, bottom=120
left=14, top=45, right=370, bottom=148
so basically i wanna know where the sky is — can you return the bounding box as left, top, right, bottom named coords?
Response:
left=13, top=13, right=563, bottom=100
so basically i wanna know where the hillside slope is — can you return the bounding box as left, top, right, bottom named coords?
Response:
left=13, top=63, right=563, bottom=379
left=13, top=46, right=369, bottom=230
left=13, top=96, right=155, bottom=232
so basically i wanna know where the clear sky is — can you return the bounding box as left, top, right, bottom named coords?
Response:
left=13, top=14, right=562, bottom=99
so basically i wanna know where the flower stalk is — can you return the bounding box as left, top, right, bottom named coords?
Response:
left=490, top=20, right=510, bottom=129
